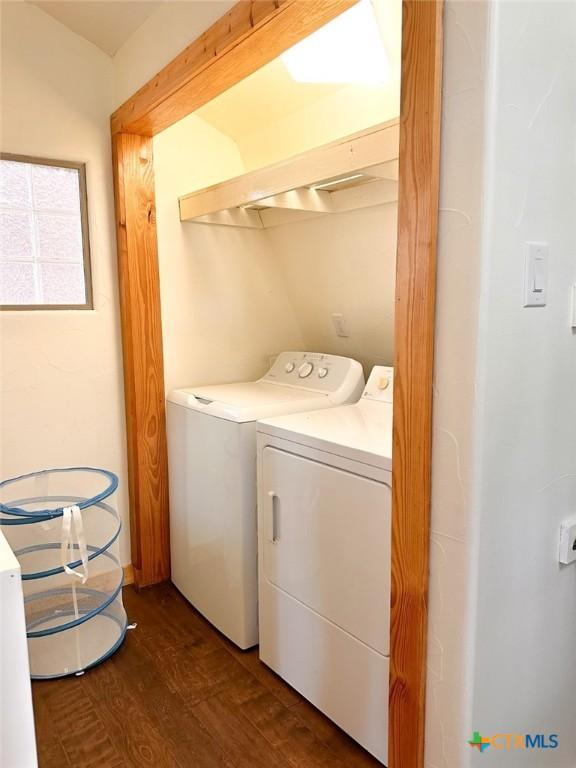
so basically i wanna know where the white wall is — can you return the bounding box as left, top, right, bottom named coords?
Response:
left=428, top=2, right=576, bottom=766
left=152, top=66, right=399, bottom=388
left=153, top=115, right=397, bottom=386
left=112, top=0, right=235, bottom=108
left=470, top=1, right=576, bottom=763
left=195, top=0, right=400, bottom=171
left=0, top=3, right=130, bottom=565
left=266, top=204, right=397, bottom=374
left=426, top=1, right=488, bottom=764
left=235, top=85, right=399, bottom=171
left=153, top=114, right=304, bottom=391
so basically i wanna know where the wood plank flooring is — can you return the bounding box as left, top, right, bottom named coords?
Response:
left=32, top=583, right=382, bottom=768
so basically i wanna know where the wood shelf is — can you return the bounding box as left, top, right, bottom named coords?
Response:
left=178, top=119, right=399, bottom=229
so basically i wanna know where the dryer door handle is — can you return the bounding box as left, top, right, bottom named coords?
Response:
left=267, top=491, right=280, bottom=544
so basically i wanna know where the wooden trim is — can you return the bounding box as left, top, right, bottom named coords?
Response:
left=123, top=564, right=135, bottom=586
left=1, top=152, right=88, bottom=170
left=78, top=158, right=94, bottom=311
left=111, top=0, right=358, bottom=136
left=389, top=2, right=444, bottom=767
left=112, top=133, right=170, bottom=588
left=0, top=152, right=93, bottom=311
left=179, top=120, right=399, bottom=221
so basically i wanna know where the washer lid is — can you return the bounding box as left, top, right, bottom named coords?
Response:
left=257, top=399, right=393, bottom=469
left=167, top=382, right=329, bottom=423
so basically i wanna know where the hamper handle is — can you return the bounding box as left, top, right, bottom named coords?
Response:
left=61, top=505, right=88, bottom=584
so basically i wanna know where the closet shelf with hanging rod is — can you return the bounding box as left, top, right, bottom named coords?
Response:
left=178, top=119, right=399, bottom=229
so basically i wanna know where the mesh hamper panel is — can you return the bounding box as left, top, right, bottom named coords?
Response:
left=6, top=498, right=120, bottom=576
left=27, top=596, right=127, bottom=679
left=0, top=468, right=128, bottom=679
left=0, top=467, right=118, bottom=519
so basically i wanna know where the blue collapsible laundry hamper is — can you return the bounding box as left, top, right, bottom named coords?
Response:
left=0, top=467, right=128, bottom=679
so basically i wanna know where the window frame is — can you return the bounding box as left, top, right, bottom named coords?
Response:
left=0, top=152, right=94, bottom=311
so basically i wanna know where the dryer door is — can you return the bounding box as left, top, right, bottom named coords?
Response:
left=261, top=446, right=391, bottom=655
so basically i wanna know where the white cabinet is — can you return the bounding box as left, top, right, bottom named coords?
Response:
left=0, top=530, right=38, bottom=768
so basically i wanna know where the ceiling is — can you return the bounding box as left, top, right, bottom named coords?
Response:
left=28, top=0, right=399, bottom=141
left=29, top=1, right=164, bottom=56
left=196, top=58, right=354, bottom=138
left=195, top=0, right=399, bottom=142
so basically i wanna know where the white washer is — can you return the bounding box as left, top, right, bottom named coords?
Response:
left=256, top=366, right=394, bottom=765
left=166, top=352, right=364, bottom=650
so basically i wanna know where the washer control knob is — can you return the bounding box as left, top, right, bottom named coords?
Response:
left=318, top=367, right=329, bottom=379
left=298, top=362, right=314, bottom=378
left=284, top=362, right=295, bottom=373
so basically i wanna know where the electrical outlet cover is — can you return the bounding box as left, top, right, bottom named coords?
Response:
left=559, top=519, right=576, bottom=565
left=331, top=313, right=349, bottom=338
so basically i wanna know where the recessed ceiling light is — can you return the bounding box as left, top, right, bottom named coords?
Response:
left=281, top=0, right=389, bottom=85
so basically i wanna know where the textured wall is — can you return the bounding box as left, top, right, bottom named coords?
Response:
left=112, top=0, right=235, bottom=108
left=470, top=2, right=576, bottom=764
left=0, top=2, right=130, bottom=565
left=153, top=114, right=305, bottom=393
left=426, top=2, right=488, bottom=765
left=266, top=203, right=397, bottom=376
left=428, top=2, right=576, bottom=765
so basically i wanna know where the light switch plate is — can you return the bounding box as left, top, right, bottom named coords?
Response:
left=524, top=241, right=548, bottom=307
left=331, top=313, right=349, bottom=338
left=559, top=519, right=576, bottom=565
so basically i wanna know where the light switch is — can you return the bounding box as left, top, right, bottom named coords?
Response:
left=524, top=242, right=548, bottom=307
left=532, top=256, right=546, bottom=292
left=559, top=518, right=576, bottom=565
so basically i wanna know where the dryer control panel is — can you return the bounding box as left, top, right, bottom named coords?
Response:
left=362, top=366, right=394, bottom=403
left=262, top=352, right=363, bottom=397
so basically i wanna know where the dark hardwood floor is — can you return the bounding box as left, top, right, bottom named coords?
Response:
left=32, top=583, right=382, bottom=768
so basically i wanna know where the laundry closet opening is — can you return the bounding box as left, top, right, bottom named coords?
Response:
left=111, top=0, right=443, bottom=764
left=152, top=0, right=401, bottom=394
left=154, top=5, right=400, bottom=763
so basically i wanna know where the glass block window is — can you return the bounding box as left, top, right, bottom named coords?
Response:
left=0, top=155, right=93, bottom=309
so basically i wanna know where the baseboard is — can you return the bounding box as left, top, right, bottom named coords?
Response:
left=123, top=564, right=134, bottom=586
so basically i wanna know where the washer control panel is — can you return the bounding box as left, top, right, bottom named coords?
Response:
left=362, top=365, right=394, bottom=403
left=262, top=352, right=362, bottom=394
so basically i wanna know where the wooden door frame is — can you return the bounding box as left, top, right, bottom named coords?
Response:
left=110, top=2, right=443, bottom=766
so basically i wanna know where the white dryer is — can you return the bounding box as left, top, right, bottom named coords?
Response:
left=166, top=352, right=364, bottom=650
left=256, top=366, right=394, bottom=765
